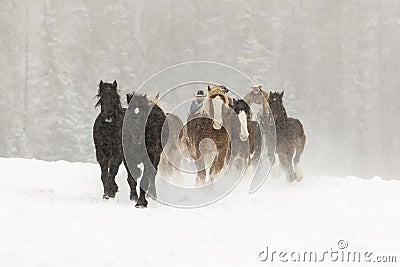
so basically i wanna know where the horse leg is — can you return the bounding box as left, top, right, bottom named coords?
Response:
left=293, top=137, right=306, bottom=181
left=280, top=149, right=296, bottom=182
left=250, top=142, right=261, bottom=168
left=107, top=158, right=121, bottom=198
left=148, top=154, right=161, bottom=199
left=124, top=160, right=141, bottom=201
left=264, top=119, right=276, bottom=164
left=246, top=124, right=259, bottom=168
left=99, top=159, right=110, bottom=199
left=209, top=155, right=217, bottom=181
left=236, top=147, right=248, bottom=172
left=136, top=162, right=156, bottom=208
left=270, top=153, right=281, bottom=178
left=192, top=142, right=206, bottom=185
left=161, top=145, right=179, bottom=176
left=194, top=157, right=206, bottom=185
left=171, top=145, right=182, bottom=173
left=210, top=145, right=228, bottom=182
left=159, top=144, right=173, bottom=177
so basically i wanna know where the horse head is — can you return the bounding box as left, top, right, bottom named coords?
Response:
left=126, top=92, right=134, bottom=104
left=268, top=91, right=287, bottom=122
left=126, top=93, right=152, bottom=145
left=95, top=80, right=122, bottom=123
left=233, top=99, right=251, bottom=141
left=206, top=85, right=230, bottom=130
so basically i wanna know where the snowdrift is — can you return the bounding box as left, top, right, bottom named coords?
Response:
left=0, top=158, right=398, bottom=266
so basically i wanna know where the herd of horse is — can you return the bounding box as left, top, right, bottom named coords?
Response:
left=93, top=80, right=306, bottom=208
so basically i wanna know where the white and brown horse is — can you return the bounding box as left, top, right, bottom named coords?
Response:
left=181, top=85, right=231, bottom=184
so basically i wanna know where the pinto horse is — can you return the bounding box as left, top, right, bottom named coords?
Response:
left=123, top=92, right=169, bottom=207
left=229, top=99, right=262, bottom=170
left=268, top=91, right=306, bottom=182
left=181, top=85, right=231, bottom=184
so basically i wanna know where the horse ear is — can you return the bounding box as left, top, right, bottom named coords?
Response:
left=155, top=93, right=159, bottom=100
left=126, top=93, right=132, bottom=103
left=113, top=80, right=117, bottom=88
left=99, top=80, right=103, bottom=87
left=280, top=91, right=284, bottom=98
left=263, top=91, right=270, bottom=101
left=208, top=85, right=211, bottom=92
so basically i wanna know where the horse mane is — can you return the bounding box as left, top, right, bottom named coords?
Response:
left=207, top=85, right=231, bottom=105
left=127, top=92, right=166, bottom=114
left=269, top=91, right=288, bottom=121
left=202, top=85, right=232, bottom=117
left=95, top=86, right=123, bottom=111
left=232, top=98, right=251, bottom=118
left=148, top=93, right=169, bottom=113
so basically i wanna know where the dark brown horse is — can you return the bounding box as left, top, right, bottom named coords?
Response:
left=180, top=85, right=231, bottom=184
left=268, top=91, right=306, bottom=182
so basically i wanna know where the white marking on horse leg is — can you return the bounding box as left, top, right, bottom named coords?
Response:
left=295, top=163, right=303, bottom=181
left=270, top=154, right=281, bottom=178
left=212, top=96, right=223, bottom=129
left=238, top=110, right=249, bottom=141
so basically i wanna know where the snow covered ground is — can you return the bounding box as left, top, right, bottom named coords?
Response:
left=0, top=158, right=398, bottom=266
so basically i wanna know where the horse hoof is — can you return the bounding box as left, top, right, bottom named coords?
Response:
left=135, top=198, right=148, bottom=208
left=270, top=164, right=281, bottom=178
left=103, top=194, right=109, bottom=200
left=195, top=179, right=207, bottom=187
left=135, top=202, right=147, bottom=208
left=130, top=193, right=138, bottom=202
left=295, top=166, right=303, bottom=182
left=296, top=174, right=304, bottom=182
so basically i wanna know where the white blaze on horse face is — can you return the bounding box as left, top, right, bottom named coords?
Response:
left=134, top=107, right=140, bottom=114
left=238, top=110, right=249, bottom=141
left=212, top=96, right=223, bottom=129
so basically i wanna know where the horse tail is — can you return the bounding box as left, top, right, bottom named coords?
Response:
left=291, top=118, right=305, bottom=162
left=294, top=134, right=306, bottom=165
left=292, top=119, right=306, bottom=181
left=178, top=123, right=186, bottom=146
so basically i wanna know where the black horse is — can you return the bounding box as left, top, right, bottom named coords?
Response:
left=123, top=93, right=168, bottom=208
left=93, top=80, right=124, bottom=199
left=268, top=91, right=306, bottom=182
left=229, top=99, right=262, bottom=170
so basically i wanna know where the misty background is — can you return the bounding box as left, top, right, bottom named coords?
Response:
left=1, top=0, right=399, bottom=179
